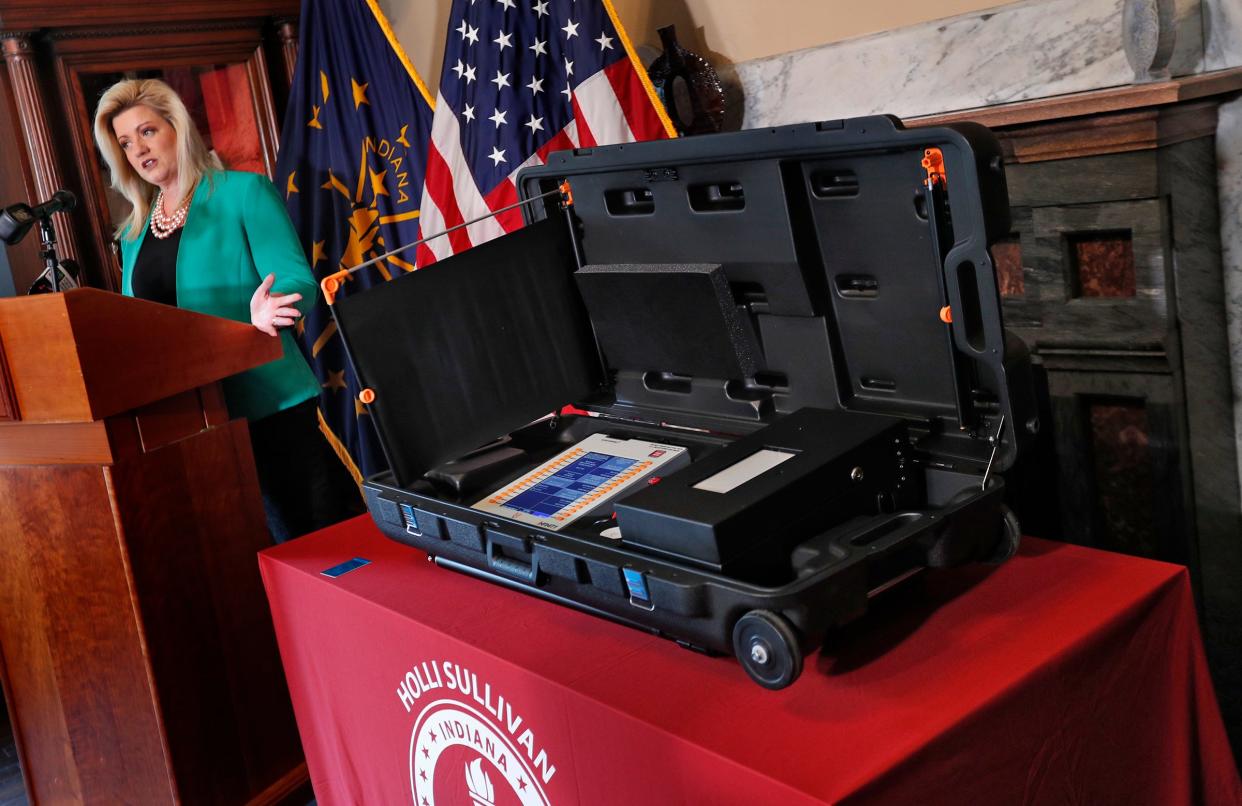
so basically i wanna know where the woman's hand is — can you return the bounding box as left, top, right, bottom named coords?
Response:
left=249, top=273, right=303, bottom=336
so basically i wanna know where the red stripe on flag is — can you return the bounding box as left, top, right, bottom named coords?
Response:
left=571, top=95, right=598, bottom=148
left=603, top=59, right=668, bottom=142
left=423, top=143, right=474, bottom=254
left=412, top=224, right=437, bottom=267
left=537, top=129, right=576, bottom=163
left=485, top=179, right=522, bottom=233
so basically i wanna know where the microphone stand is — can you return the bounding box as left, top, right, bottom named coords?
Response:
left=37, top=215, right=60, bottom=293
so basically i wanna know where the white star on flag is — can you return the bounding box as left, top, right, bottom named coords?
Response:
left=463, top=64, right=477, bottom=83
left=417, top=0, right=676, bottom=268
left=452, top=59, right=466, bottom=78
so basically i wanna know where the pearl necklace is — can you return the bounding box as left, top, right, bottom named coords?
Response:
left=150, top=189, right=191, bottom=239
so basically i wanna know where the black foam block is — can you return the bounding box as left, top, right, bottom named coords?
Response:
left=574, top=263, right=759, bottom=380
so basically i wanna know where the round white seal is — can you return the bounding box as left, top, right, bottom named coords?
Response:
left=409, top=698, right=552, bottom=806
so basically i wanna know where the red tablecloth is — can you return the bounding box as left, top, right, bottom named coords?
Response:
left=259, top=516, right=1240, bottom=805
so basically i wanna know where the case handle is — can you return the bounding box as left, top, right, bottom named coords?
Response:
left=486, top=533, right=538, bottom=583
left=943, top=251, right=1003, bottom=356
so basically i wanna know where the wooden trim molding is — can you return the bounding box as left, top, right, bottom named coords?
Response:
left=0, top=334, right=19, bottom=421
left=43, top=20, right=259, bottom=41
left=906, top=68, right=1241, bottom=164
left=1, top=34, right=80, bottom=264
left=274, top=17, right=298, bottom=89
left=247, top=43, right=281, bottom=176
left=0, top=2, right=300, bottom=30
left=910, top=66, right=1242, bottom=130
left=995, top=102, right=1220, bottom=164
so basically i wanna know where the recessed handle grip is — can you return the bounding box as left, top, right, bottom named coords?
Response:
left=487, top=537, right=537, bottom=582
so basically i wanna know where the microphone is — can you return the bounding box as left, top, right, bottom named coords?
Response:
left=30, top=190, right=76, bottom=219
left=0, top=190, right=76, bottom=245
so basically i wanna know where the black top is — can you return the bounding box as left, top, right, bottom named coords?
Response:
left=132, top=226, right=182, bottom=306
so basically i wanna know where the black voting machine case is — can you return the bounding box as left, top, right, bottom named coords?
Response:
left=340, top=116, right=1037, bottom=689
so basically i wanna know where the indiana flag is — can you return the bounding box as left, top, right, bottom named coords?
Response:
left=417, top=0, right=676, bottom=264
left=275, top=0, right=433, bottom=481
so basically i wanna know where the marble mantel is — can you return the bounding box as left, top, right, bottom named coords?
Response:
left=731, top=0, right=1235, bottom=127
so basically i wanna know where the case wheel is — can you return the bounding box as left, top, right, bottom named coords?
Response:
left=986, top=504, right=1021, bottom=564
left=732, top=610, right=803, bottom=690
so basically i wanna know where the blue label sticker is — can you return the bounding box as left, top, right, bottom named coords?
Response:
left=622, top=568, right=650, bottom=603
left=399, top=503, right=419, bottom=531
left=321, top=557, right=371, bottom=578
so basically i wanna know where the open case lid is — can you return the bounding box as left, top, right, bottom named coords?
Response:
left=519, top=116, right=1020, bottom=467
left=335, top=116, right=1022, bottom=487
left=332, top=218, right=605, bottom=486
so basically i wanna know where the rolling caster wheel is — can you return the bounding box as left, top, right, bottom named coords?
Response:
left=732, top=610, right=803, bottom=690
left=985, top=504, right=1021, bottom=564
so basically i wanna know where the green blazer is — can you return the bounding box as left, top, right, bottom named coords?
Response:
left=121, top=170, right=319, bottom=422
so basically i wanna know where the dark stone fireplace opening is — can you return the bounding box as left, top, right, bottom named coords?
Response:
left=975, top=101, right=1242, bottom=759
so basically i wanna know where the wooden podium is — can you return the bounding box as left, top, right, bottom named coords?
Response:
left=0, top=289, right=307, bottom=804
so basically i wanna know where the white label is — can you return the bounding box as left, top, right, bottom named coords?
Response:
left=692, top=449, right=795, bottom=494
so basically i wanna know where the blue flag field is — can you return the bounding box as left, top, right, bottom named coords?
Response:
left=275, top=0, right=434, bottom=481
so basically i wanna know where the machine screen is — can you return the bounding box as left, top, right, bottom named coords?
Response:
left=503, top=452, right=638, bottom=518
left=473, top=433, right=690, bottom=531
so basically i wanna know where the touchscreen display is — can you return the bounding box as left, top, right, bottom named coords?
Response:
left=503, top=453, right=638, bottom=518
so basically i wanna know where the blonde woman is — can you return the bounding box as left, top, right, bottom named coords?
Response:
left=94, top=78, right=360, bottom=541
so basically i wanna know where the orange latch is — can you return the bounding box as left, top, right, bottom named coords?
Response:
left=922, top=147, right=946, bottom=187
left=359, top=388, right=376, bottom=404
left=321, top=269, right=349, bottom=305
left=559, top=179, right=574, bottom=207
left=939, top=305, right=953, bottom=324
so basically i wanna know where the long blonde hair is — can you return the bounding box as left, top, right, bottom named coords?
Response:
left=93, top=78, right=217, bottom=240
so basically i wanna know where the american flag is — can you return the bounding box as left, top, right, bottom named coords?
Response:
left=417, top=0, right=675, bottom=265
